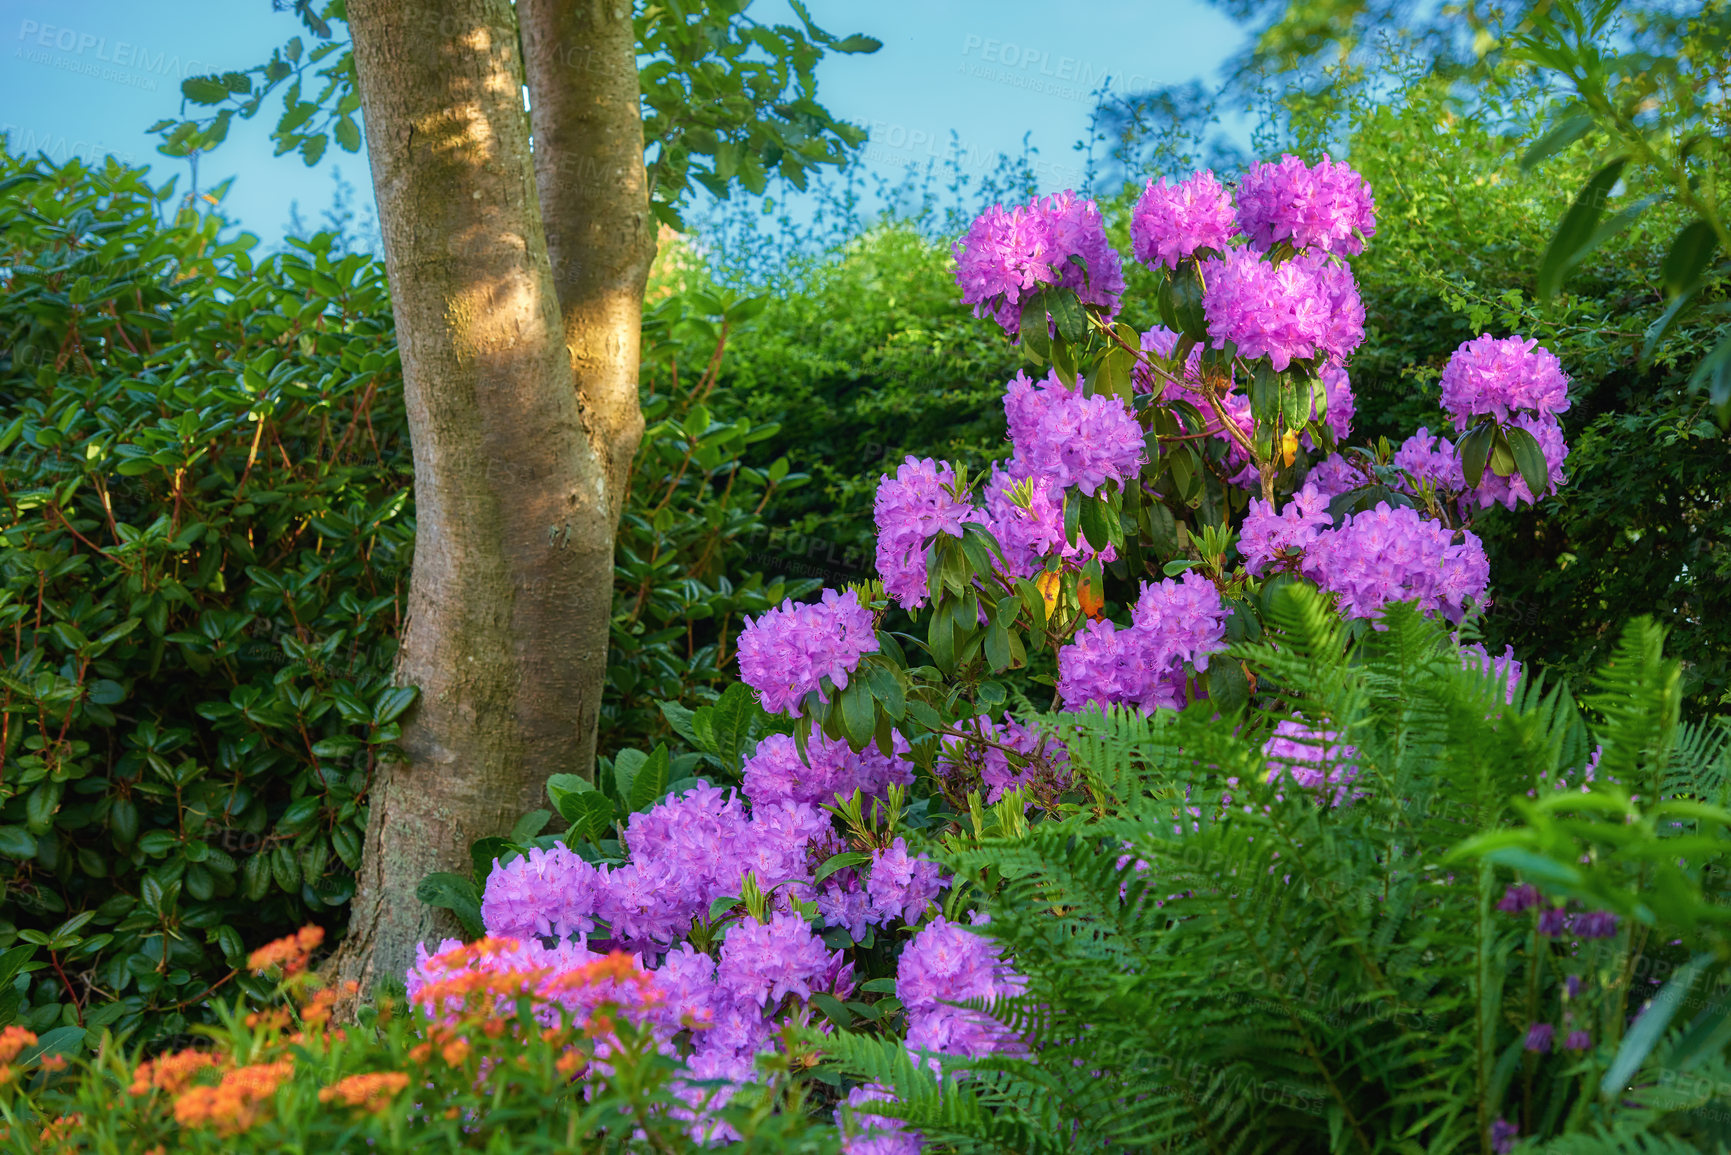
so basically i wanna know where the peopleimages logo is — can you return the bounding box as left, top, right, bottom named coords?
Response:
left=15, top=18, right=216, bottom=88
left=958, top=34, right=1162, bottom=102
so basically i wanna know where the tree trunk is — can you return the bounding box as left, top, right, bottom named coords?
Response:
left=520, top=0, right=655, bottom=524
left=332, top=0, right=618, bottom=990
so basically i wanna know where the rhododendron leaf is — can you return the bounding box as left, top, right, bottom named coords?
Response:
left=627, top=745, right=672, bottom=813
left=1280, top=378, right=1308, bottom=436
left=1250, top=361, right=1279, bottom=427
left=1487, top=430, right=1517, bottom=478
left=1079, top=495, right=1112, bottom=554
left=860, top=976, right=897, bottom=994
left=1049, top=289, right=1086, bottom=344
left=814, top=851, right=871, bottom=885
left=1207, top=660, right=1250, bottom=718
left=1170, top=262, right=1207, bottom=340
left=509, top=809, right=551, bottom=843
left=415, top=872, right=483, bottom=939
left=838, top=679, right=876, bottom=749
left=1459, top=422, right=1495, bottom=489
left=563, top=793, right=616, bottom=845
left=547, top=773, right=595, bottom=825
left=470, top=837, right=515, bottom=881
left=709, top=895, right=741, bottom=921
left=985, top=623, right=1012, bottom=672
left=658, top=700, right=700, bottom=744
left=1505, top=425, right=1551, bottom=500
left=1019, top=293, right=1051, bottom=357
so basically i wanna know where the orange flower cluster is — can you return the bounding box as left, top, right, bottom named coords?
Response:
left=38, top=1113, right=81, bottom=1148
left=317, top=1071, right=411, bottom=1113
left=247, top=925, right=325, bottom=975
left=129, top=1047, right=221, bottom=1096
left=0, top=1026, right=37, bottom=1064
left=172, top=1060, right=294, bottom=1136
left=300, top=979, right=360, bottom=1027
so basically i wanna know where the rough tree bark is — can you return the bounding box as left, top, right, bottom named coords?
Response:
left=333, top=0, right=626, bottom=988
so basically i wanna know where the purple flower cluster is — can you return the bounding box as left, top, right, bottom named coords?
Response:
left=738, top=588, right=879, bottom=716
left=1263, top=720, right=1361, bottom=806
left=718, top=911, right=849, bottom=1009
left=741, top=731, right=915, bottom=809
left=1439, top=334, right=1571, bottom=428
left=477, top=784, right=840, bottom=955
left=1004, top=369, right=1146, bottom=496
left=983, top=466, right=1113, bottom=579
left=898, top=916, right=1027, bottom=1072
left=1304, top=503, right=1490, bottom=623
left=837, top=1084, right=922, bottom=1155
left=817, top=837, right=947, bottom=940
left=952, top=191, right=1124, bottom=337
left=1238, top=484, right=1334, bottom=577
left=1057, top=571, right=1227, bottom=713
left=938, top=714, right=1073, bottom=804
left=873, top=456, right=985, bottom=609
left=1304, top=453, right=1366, bottom=499
left=1461, top=643, right=1523, bottom=704
left=1392, top=428, right=1464, bottom=494
left=1306, top=361, right=1357, bottom=446
left=1201, top=247, right=1365, bottom=371
left=1130, top=170, right=1239, bottom=268
left=1235, top=153, right=1378, bottom=257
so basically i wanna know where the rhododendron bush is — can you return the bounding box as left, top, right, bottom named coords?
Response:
left=380, top=155, right=1580, bottom=1148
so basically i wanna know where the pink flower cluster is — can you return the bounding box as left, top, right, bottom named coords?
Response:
left=1057, top=571, right=1227, bottom=713
left=952, top=190, right=1124, bottom=337
left=1130, top=170, right=1239, bottom=268
left=1392, top=428, right=1464, bottom=494
left=738, top=587, right=879, bottom=716
left=898, top=916, right=1027, bottom=1072
left=1235, top=153, right=1378, bottom=257
left=1004, top=369, right=1146, bottom=496
left=741, top=730, right=915, bottom=809
left=1201, top=248, right=1365, bottom=371
left=1238, top=484, right=1334, bottom=576
left=874, top=456, right=987, bottom=609
left=1439, top=334, right=1571, bottom=428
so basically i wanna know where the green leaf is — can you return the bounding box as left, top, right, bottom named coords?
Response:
left=415, top=872, right=484, bottom=939
left=1520, top=111, right=1594, bottom=171
left=627, top=744, right=672, bottom=813
left=658, top=700, right=700, bottom=744
left=1459, top=421, right=1495, bottom=489
left=182, top=76, right=231, bottom=105
left=1690, top=333, right=1731, bottom=425
left=0, top=826, right=36, bottom=859
left=510, top=809, right=551, bottom=843
left=814, top=851, right=871, bottom=885
left=1504, top=424, right=1550, bottom=499
left=300, top=133, right=328, bottom=165
left=1019, top=293, right=1050, bottom=358
left=810, top=991, right=853, bottom=1029
left=546, top=773, right=595, bottom=824
left=565, top=793, right=616, bottom=844
left=833, top=34, right=882, bottom=53
left=1048, top=289, right=1087, bottom=343
left=19, top=1026, right=86, bottom=1066
left=1661, top=220, right=1719, bottom=297
left=470, top=836, right=515, bottom=882
left=334, top=115, right=361, bottom=152
left=838, top=678, right=876, bottom=748
left=1602, top=953, right=1713, bottom=1101
left=1537, top=157, right=1627, bottom=301
left=372, top=686, right=417, bottom=725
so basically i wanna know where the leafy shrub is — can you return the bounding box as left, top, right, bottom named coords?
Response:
left=0, top=927, right=839, bottom=1152
left=0, top=148, right=411, bottom=1044
left=829, top=599, right=1731, bottom=1153
left=0, top=148, right=809, bottom=1046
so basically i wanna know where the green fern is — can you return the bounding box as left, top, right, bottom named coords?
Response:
left=821, top=592, right=1731, bottom=1154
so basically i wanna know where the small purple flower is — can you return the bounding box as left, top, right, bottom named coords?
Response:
left=1537, top=906, right=1570, bottom=937
left=1525, top=1022, right=1554, bottom=1053
left=1564, top=1029, right=1591, bottom=1051
left=1496, top=884, right=1540, bottom=913
left=1566, top=974, right=1582, bottom=999
left=1491, top=1118, right=1518, bottom=1154
left=1574, top=910, right=1620, bottom=940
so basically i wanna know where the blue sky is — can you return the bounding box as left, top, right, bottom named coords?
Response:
left=0, top=0, right=1247, bottom=243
